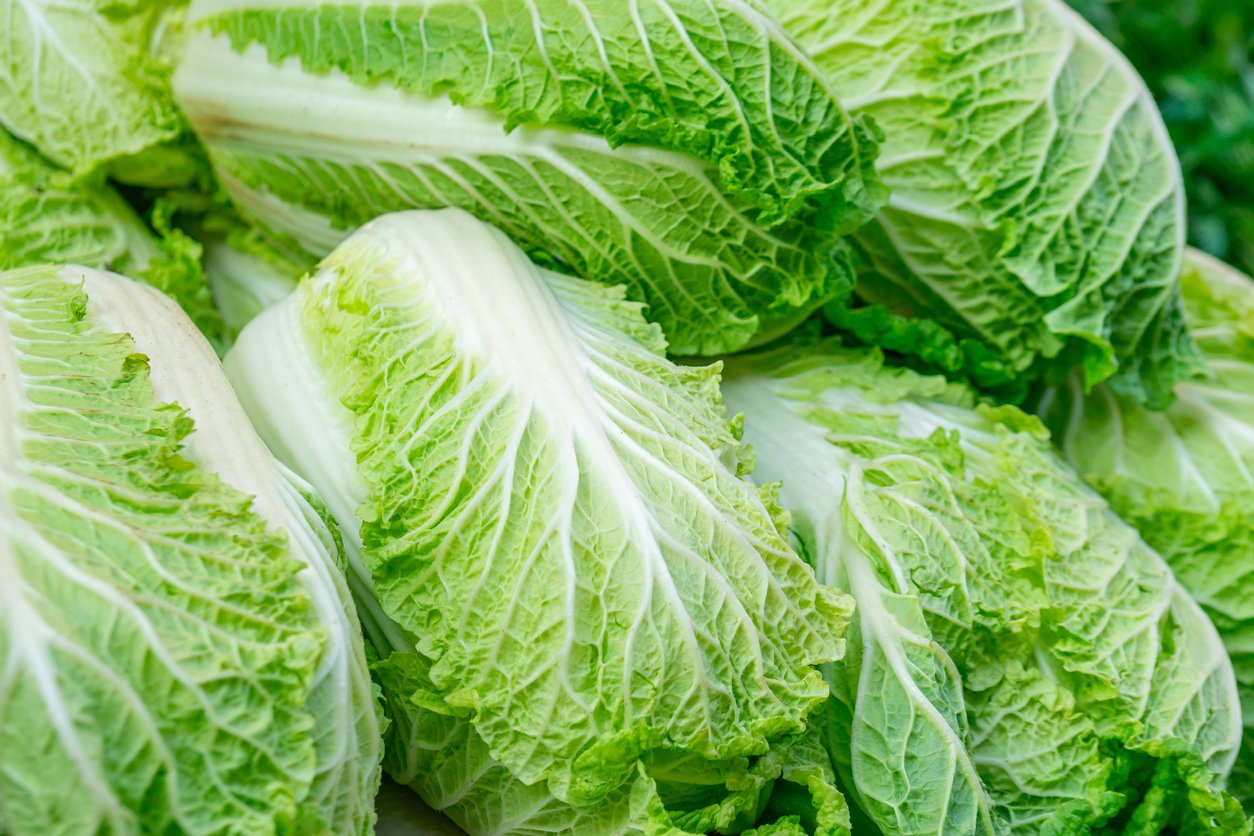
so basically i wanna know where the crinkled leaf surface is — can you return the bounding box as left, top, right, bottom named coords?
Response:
left=0, top=130, right=224, bottom=345
left=377, top=631, right=851, bottom=836
left=0, top=264, right=323, bottom=833
left=0, top=130, right=154, bottom=271
left=76, top=267, right=384, bottom=834
left=174, top=0, right=886, bottom=355
left=723, top=344, right=1245, bottom=834
left=224, top=209, right=852, bottom=825
left=0, top=0, right=186, bottom=177
left=1041, top=248, right=1254, bottom=809
left=765, top=0, right=1199, bottom=403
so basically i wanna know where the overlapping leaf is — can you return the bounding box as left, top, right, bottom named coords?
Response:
left=174, top=0, right=886, bottom=355
left=723, top=344, right=1245, bottom=833
left=766, top=0, right=1199, bottom=403
left=0, top=265, right=323, bottom=832
left=224, top=209, right=852, bottom=829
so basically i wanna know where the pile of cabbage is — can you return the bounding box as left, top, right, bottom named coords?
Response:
left=1, top=1, right=1251, bottom=834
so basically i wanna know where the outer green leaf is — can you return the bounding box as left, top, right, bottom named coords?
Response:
left=0, top=264, right=323, bottom=833
left=375, top=638, right=705, bottom=836
left=0, top=0, right=187, bottom=178
left=173, top=0, right=886, bottom=356
left=224, top=209, right=852, bottom=827
left=1040, top=248, right=1254, bottom=809
left=75, top=267, right=385, bottom=833
left=765, top=0, right=1200, bottom=403
left=723, top=344, right=1245, bottom=833
left=378, top=632, right=853, bottom=836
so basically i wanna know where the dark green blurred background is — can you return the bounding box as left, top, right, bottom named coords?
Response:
left=1068, top=0, right=1254, bottom=275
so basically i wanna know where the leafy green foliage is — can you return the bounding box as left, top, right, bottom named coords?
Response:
left=0, top=265, right=325, bottom=833
left=0, top=129, right=225, bottom=347
left=724, top=343, right=1246, bottom=833
left=1068, top=0, right=1254, bottom=278
left=76, top=267, right=386, bottom=833
left=224, top=209, right=854, bottom=831
left=1040, top=249, right=1254, bottom=811
left=1, top=0, right=1249, bottom=831
left=766, top=0, right=1201, bottom=405
left=0, top=0, right=192, bottom=181
left=174, top=0, right=887, bottom=356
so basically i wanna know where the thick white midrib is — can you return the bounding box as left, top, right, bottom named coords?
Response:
left=208, top=107, right=775, bottom=273
left=194, top=0, right=845, bottom=190
left=720, top=371, right=853, bottom=586
left=79, top=271, right=369, bottom=700
left=177, top=38, right=707, bottom=174
left=506, top=285, right=715, bottom=706
left=223, top=294, right=417, bottom=657
left=73, top=273, right=376, bottom=814
left=393, top=212, right=742, bottom=713
left=0, top=288, right=131, bottom=826
left=178, top=34, right=798, bottom=255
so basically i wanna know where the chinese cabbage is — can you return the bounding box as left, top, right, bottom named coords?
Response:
left=224, top=208, right=852, bottom=830
left=723, top=344, right=1245, bottom=833
left=174, top=0, right=886, bottom=356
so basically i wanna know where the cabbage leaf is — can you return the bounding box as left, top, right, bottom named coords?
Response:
left=1040, top=248, right=1254, bottom=808
left=224, top=208, right=852, bottom=830
left=765, top=0, right=1200, bottom=404
left=0, top=264, right=326, bottom=832
left=174, top=0, right=886, bottom=356
left=723, top=344, right=1246, bottom=833
left=76, top=266, right=385, bottom=833
left=0, top=130, right=223, bottom=345
left=0, top=0, right=191, bottom=181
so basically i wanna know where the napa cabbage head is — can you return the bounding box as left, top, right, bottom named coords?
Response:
left=74, top=266, right=386, bottom=833
left=223, top=208, right=853, bottom=832
left=172, top=0, right=887, bottom=356
left=0, top=263, right=378, bottom=832
left=762, top=0, right=1200, bottom=405
left=722, top=343, right=1246, bottom=834
left=1039, top=248, right=1254, bottom=808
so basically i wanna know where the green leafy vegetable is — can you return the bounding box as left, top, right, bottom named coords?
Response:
left=0, top=0, right=191, bottom=182
left=223, top=208, right=852, bottom=831
left=376, top=640, right=850, bottom=836
left=172, top=0, right=886, bottom=356
left=723, top=343, right=1245, bottom=833
left=1067, top=0, right=1254, bottom=279
left=0, top=129, right=224, bottom=346
left=77, top=266, right=386, bottom=833
left=764, top=0, right=1201, bottom=404
left=1039, top=248, right=1254, bottom=810
left=0, top=263, right=331, bottom=832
